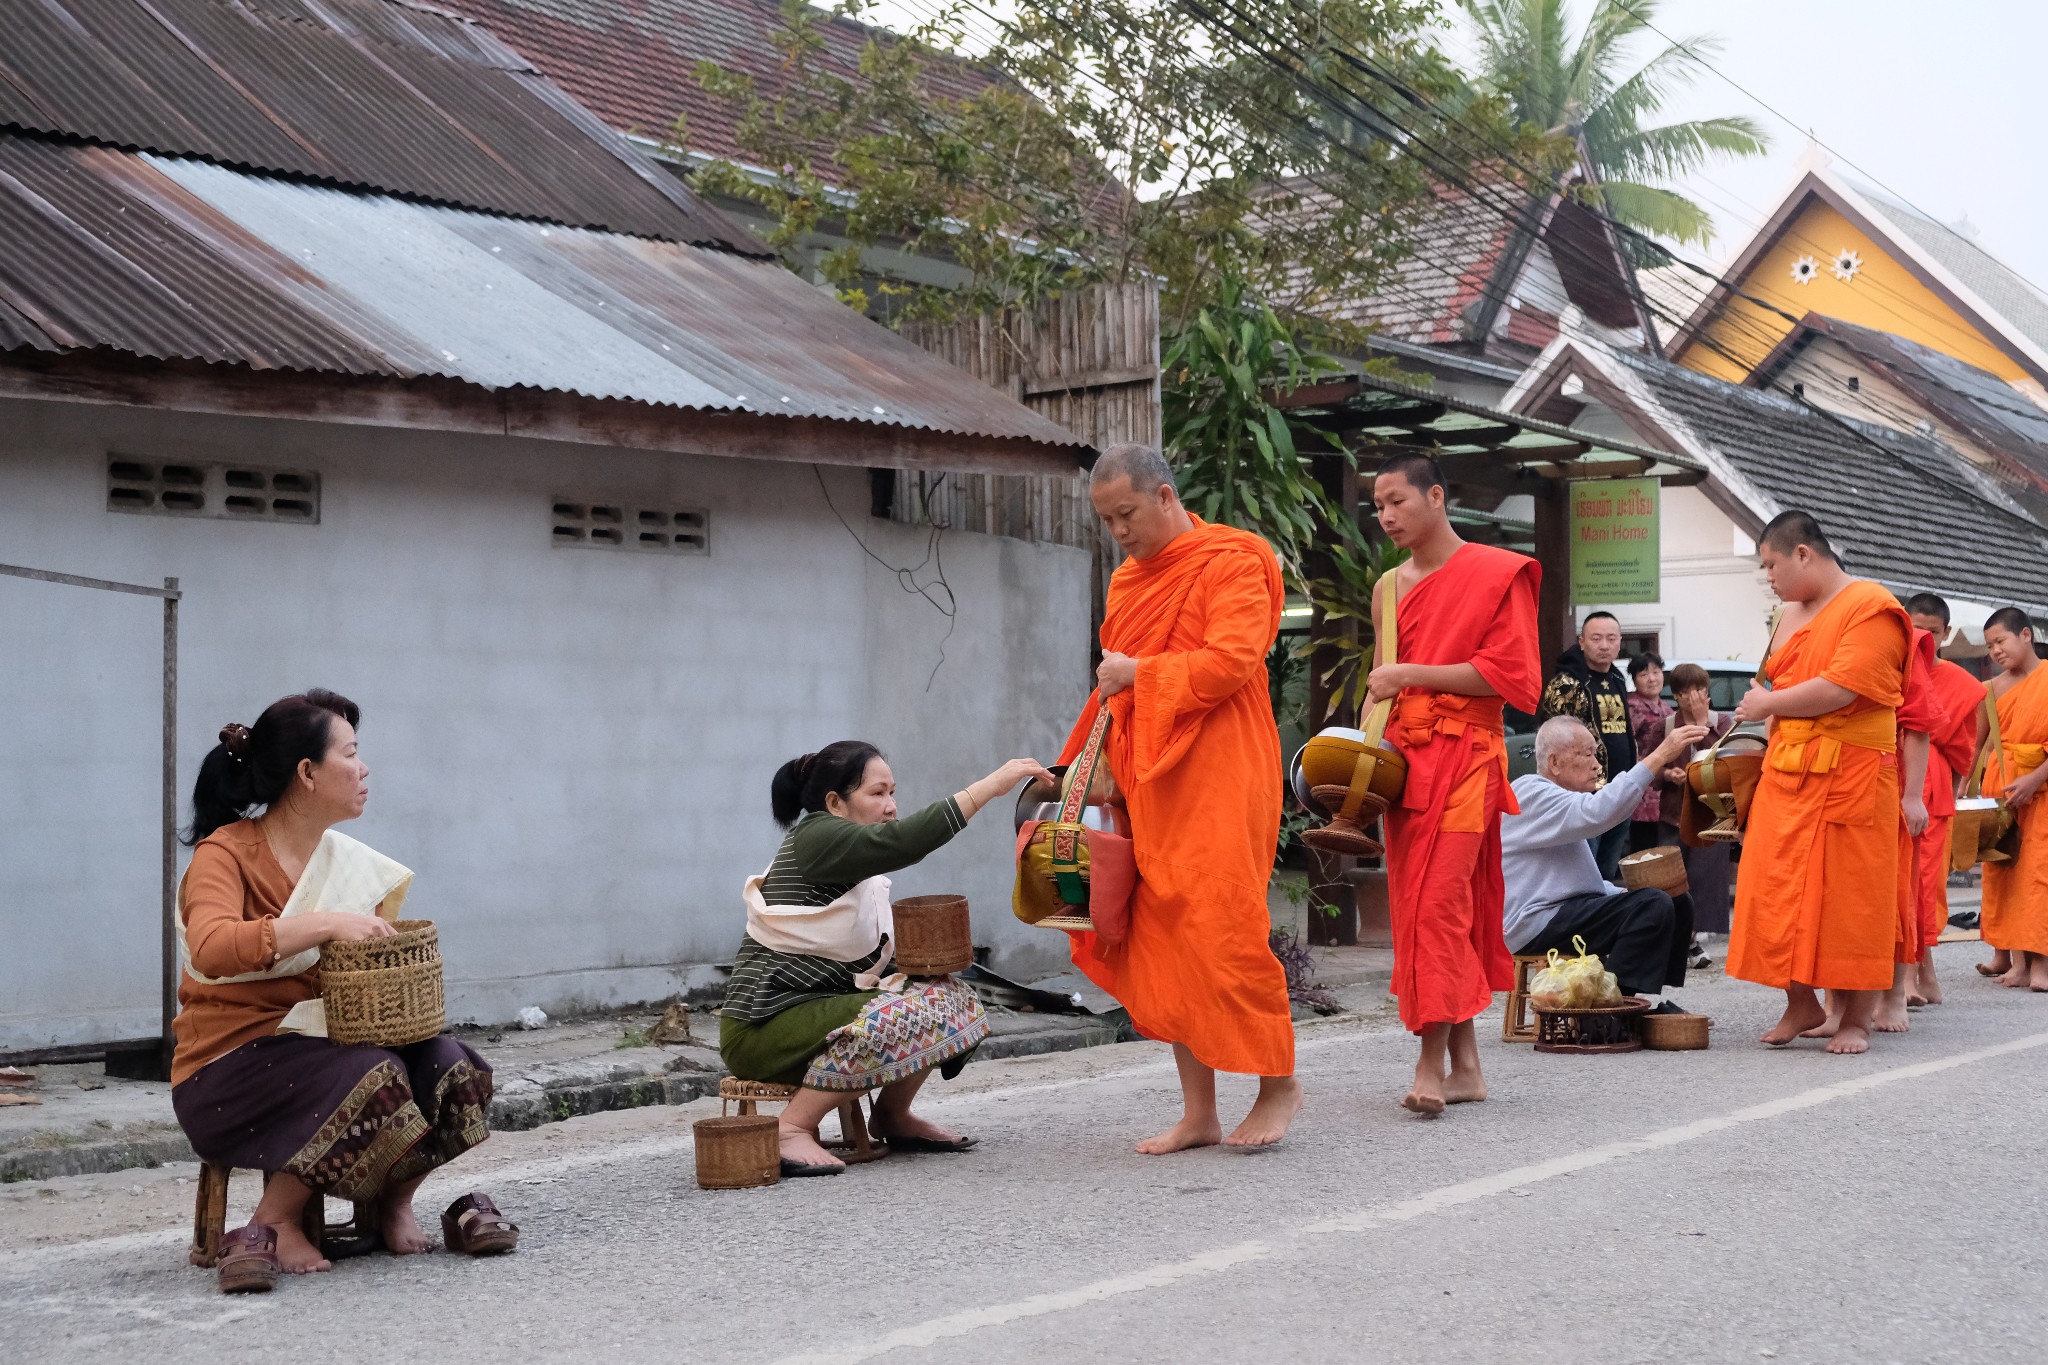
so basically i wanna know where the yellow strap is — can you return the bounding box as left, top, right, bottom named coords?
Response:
left=1965, top=693, right=1999, bottom=798
left=1361, top=565, right=1401, bottom=750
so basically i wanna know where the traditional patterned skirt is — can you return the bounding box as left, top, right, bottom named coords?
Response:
left=719, top=980, right=988, bottom=1092
left=172, top=1032, right=491, bottom=1202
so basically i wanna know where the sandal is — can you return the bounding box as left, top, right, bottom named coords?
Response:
left=871, top=1126, right=979, bottom=1154
left=440, top=1193, right=519, bottom=1256
left=216, top=1223, right=280, bottom=1295
left=779, top=1157, right=845, bottom=1178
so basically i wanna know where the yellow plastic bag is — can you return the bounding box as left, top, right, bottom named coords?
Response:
left=1536, top=936, right=1620, bottom=1009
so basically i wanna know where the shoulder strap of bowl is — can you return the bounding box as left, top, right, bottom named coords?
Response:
left=1050, top=708, right=1110, bottom=905
left=1965, top=692, right=2003, bottom=799
left=1333, top=569, right=1403, bottom=826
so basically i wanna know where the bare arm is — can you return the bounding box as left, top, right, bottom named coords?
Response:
left=1735, top=677, right=1859, bottom=722
left=1900, top=731, right=1930, bottom=836
left=272, top=911, right=396, bottom=959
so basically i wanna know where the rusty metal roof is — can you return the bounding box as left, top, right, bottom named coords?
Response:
left=0, top=0, right=760, bottom=251
left=0, top=130, right=1087, bottom=448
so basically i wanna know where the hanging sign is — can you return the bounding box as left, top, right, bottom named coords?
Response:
left=1569, top=478, right=1659, bottom=604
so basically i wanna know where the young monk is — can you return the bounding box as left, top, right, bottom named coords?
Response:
left=1730, top=511, right=1912, bottom=1054
left=1062, top=443, right=1299, bottom=1152
left=1979, top=607, right=2048, bottom=991
left=1365, top=452, right=1541, bottom=1115
left=1904, top=593, right=1988, bottom=1005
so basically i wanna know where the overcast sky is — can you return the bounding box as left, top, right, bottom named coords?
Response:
left=868, top=0, right=2048, bottom=294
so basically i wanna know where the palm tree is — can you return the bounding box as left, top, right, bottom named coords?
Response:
left=1454, top=0, right=1769, bottom=246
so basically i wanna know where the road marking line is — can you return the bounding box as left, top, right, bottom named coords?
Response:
left=769, top=1029, right=2048, bottom=1365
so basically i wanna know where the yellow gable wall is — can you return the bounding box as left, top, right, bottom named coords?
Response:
left=1678, top=200, right=2027, bottom=385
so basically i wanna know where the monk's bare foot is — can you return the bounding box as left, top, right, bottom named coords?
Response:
left=1401, top=1068, right=1446, bottom=1117
left=1225, top=1077, right=1301, bottom=1148
left=1798, top=1014, right=1842, bottom=1039
left=1996, top=966, right=2032, bottom=989
left=1906, top=990, right=1928, bottom=1007
left=1764, top=998, right=1829, bottom=1046
left=379, top=1198, right=432, bottom=1256
left=1916, top=960, right=1944, bottom=1005
left=1826, top=1022, right=1872, bottom=1055
left=1872, top=998, right=1910, bottom=1033
left=1135, top=1116, right=1223, bottom=1155
left=1979, top=951, right=2011, bottom=977
left=1441, top=1070, right=1487, bottom=1105
left=2030, top=959, right=2048, bottom=992
left=778, top=1123, right=845, bottom=1171
left=268, top=1219, right=332, bottom=1275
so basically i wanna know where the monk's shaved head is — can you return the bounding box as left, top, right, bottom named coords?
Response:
left=1376, top=451, right=1446, bottom=495
left=1905, top=592, right=1950, bottom=626
left=1757, top=509, right=1839, bottom=563
left=1090, top=443, right=1178, bottom=495
left=1986, top=606, right=2033, bottom=640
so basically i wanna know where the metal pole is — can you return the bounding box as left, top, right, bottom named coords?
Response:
left=161, top=577, right=179, bottom=1081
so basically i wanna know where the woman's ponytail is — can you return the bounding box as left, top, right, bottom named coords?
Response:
left=769, top=741, right=882, bottom=828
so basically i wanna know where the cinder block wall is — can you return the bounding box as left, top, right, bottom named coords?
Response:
left=0, top=398, right=1090, bottom=1048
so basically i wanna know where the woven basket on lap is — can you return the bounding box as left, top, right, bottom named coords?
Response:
left=320, top=919, right=445, bottom=1047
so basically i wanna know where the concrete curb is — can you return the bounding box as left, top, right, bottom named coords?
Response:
left=0, top=1014, right=1132, bottom=1182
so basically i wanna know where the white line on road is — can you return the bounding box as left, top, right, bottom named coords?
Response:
left=767, top=1029, right=2048, bottom=1365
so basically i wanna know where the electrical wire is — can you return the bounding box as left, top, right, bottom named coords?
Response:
left=811, top=463, right=961, bottom=690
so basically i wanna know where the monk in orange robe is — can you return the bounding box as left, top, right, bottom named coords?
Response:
left=1061, top=443, right=1298, bottom=1152
left=1366, top=452, right=1540, bottom=1115
left=1979, top=607, right=2048, bottom=991
left=1905, top=594, right=1988, bottom=1006
left=1730, top=511, right=1911, bottom=1054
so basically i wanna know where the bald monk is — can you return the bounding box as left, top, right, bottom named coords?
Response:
left=1979, top=607, right=2048, bottom=991
left=1365, top=452, right=1541, bottom=1115
left=1061, top=442, right=1299, bottom=1151
left=1730, top=510, right=1912, bottom=1054
left=1904, top=593, right=1988, bottom=1006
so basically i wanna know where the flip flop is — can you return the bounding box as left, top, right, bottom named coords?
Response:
left=875, top=1134, right=979, bottom=1154
left=441, top=1193, right=519, bottom=1256
left=779, top=1157, right=845, bottom=1178
left=216, top=1223, right=280, bottom=1295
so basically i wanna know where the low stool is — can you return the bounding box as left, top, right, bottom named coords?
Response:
left=717, top=1077, right=888, bottom=1164
left=1501, top=954, right=1549, bottom=1044
left=188, top=1163, right=369, bottom=1267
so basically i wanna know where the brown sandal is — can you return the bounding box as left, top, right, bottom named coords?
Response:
left=216, top=1223, right=280, bottom=1294
left=441, top=1192, right=519, bottom=1256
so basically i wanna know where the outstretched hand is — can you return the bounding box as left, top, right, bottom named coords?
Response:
left=1645, top=724, right=1711, bottom=773
left=321, top=913, right=397, bottom=944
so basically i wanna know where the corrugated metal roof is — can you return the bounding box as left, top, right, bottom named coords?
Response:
left=0, top=0, right=759, bottom=251
left=0, top=130, right=1086, bottom=447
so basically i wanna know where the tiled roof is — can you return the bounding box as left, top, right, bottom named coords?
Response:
left=1603, top=348, right=2048, bottom=615
left=1857, top=184, right=2048, bottom=361
left=0, top=0, right=755, bottom=250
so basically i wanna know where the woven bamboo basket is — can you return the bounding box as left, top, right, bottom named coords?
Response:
left=892, top=895, right=974, bottom=977
left=320, top=919, right=444, bottom=1047
left=1619, top=846, right=1689, bottom=897
left=1533, top=997, right=1651, bottom=1054
left=692, top=1116, right=780, bottom=1190
left=1639, top=1011, right=1710, bottom=1051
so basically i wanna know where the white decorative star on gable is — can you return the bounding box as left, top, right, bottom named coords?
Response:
left=1831, top=249, right=1864, bottom=282
left=1790, top=255, right=1820, bottom=285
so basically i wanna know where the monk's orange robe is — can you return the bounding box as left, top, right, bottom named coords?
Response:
left=1728, top=580, right=1910, bottom=992
left=1982, top=664, right=2048, bottom=958
left=1916, top=648, right=1987, bottom=950
left=1061, top=518, right=1293, bottom=1076
left=1383, top=543, right=1541, bottom=1032
left=1893, top=630, right=1944, bottom=964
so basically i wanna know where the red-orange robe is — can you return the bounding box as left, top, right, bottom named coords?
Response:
left=1893, top=630, right=1944, bottom=964
left=1061, top=518, right=1293, bottom=1076
left=1727, top=580, right=1910, bottom=992
left=1382, top=543, right=1541, bottom=1032
left=1982, top=664, right=2048, bottom=958
left=1916, top=648, right=1987, bottom=950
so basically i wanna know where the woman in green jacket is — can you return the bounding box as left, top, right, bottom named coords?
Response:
left=721, top=740, right=1049, bottom=1175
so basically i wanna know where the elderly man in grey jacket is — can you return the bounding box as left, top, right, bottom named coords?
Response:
left=1502, top=715, right=1710, bottom=1003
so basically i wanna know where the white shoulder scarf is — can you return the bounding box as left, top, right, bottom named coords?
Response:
left=178, top=828, right=414, bottom=1038
left=742, top=872, right=904, bottom=991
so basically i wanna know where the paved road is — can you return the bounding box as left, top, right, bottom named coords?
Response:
left=7, top=942, right=2046, bottom=1364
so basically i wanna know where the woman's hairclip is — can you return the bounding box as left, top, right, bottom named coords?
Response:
left=219, top=722, right=251, bottom=758
left=796, top=752, right=818, bottom=777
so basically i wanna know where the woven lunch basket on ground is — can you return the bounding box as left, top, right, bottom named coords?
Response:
left=1533, top=997, right=1651, bottom=1054
left=693, top=1116, right=781, bottom=1190
left=320, top=919, right=445, bottom=1047
left=1639, top=1011, right=1710, bottom=1051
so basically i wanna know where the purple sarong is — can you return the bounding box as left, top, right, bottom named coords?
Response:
left=172, top=1032, right=491, bottom=1200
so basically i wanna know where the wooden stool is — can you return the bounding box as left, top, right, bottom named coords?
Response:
left=1501, top=955, right=1550, bottom=1044
left=717, top=1077, right=888, bottom=1164
left=188, top=1163, right=366, bottom=1267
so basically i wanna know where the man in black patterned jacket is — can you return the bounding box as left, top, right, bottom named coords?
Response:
left=1535, top=611, right=1638, bottom=879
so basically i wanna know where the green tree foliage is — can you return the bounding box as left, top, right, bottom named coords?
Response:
left=1453, top=0, right=1769, bottom=246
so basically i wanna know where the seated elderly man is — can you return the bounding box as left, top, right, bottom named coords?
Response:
left=1502, top=715, right=1710, bottom=1005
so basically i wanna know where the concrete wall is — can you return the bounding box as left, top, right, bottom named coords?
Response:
left=0, top=398, right=1090, bottom=1049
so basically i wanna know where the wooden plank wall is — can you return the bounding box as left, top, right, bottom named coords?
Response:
left=897, top=280, right=1160, bottom=589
